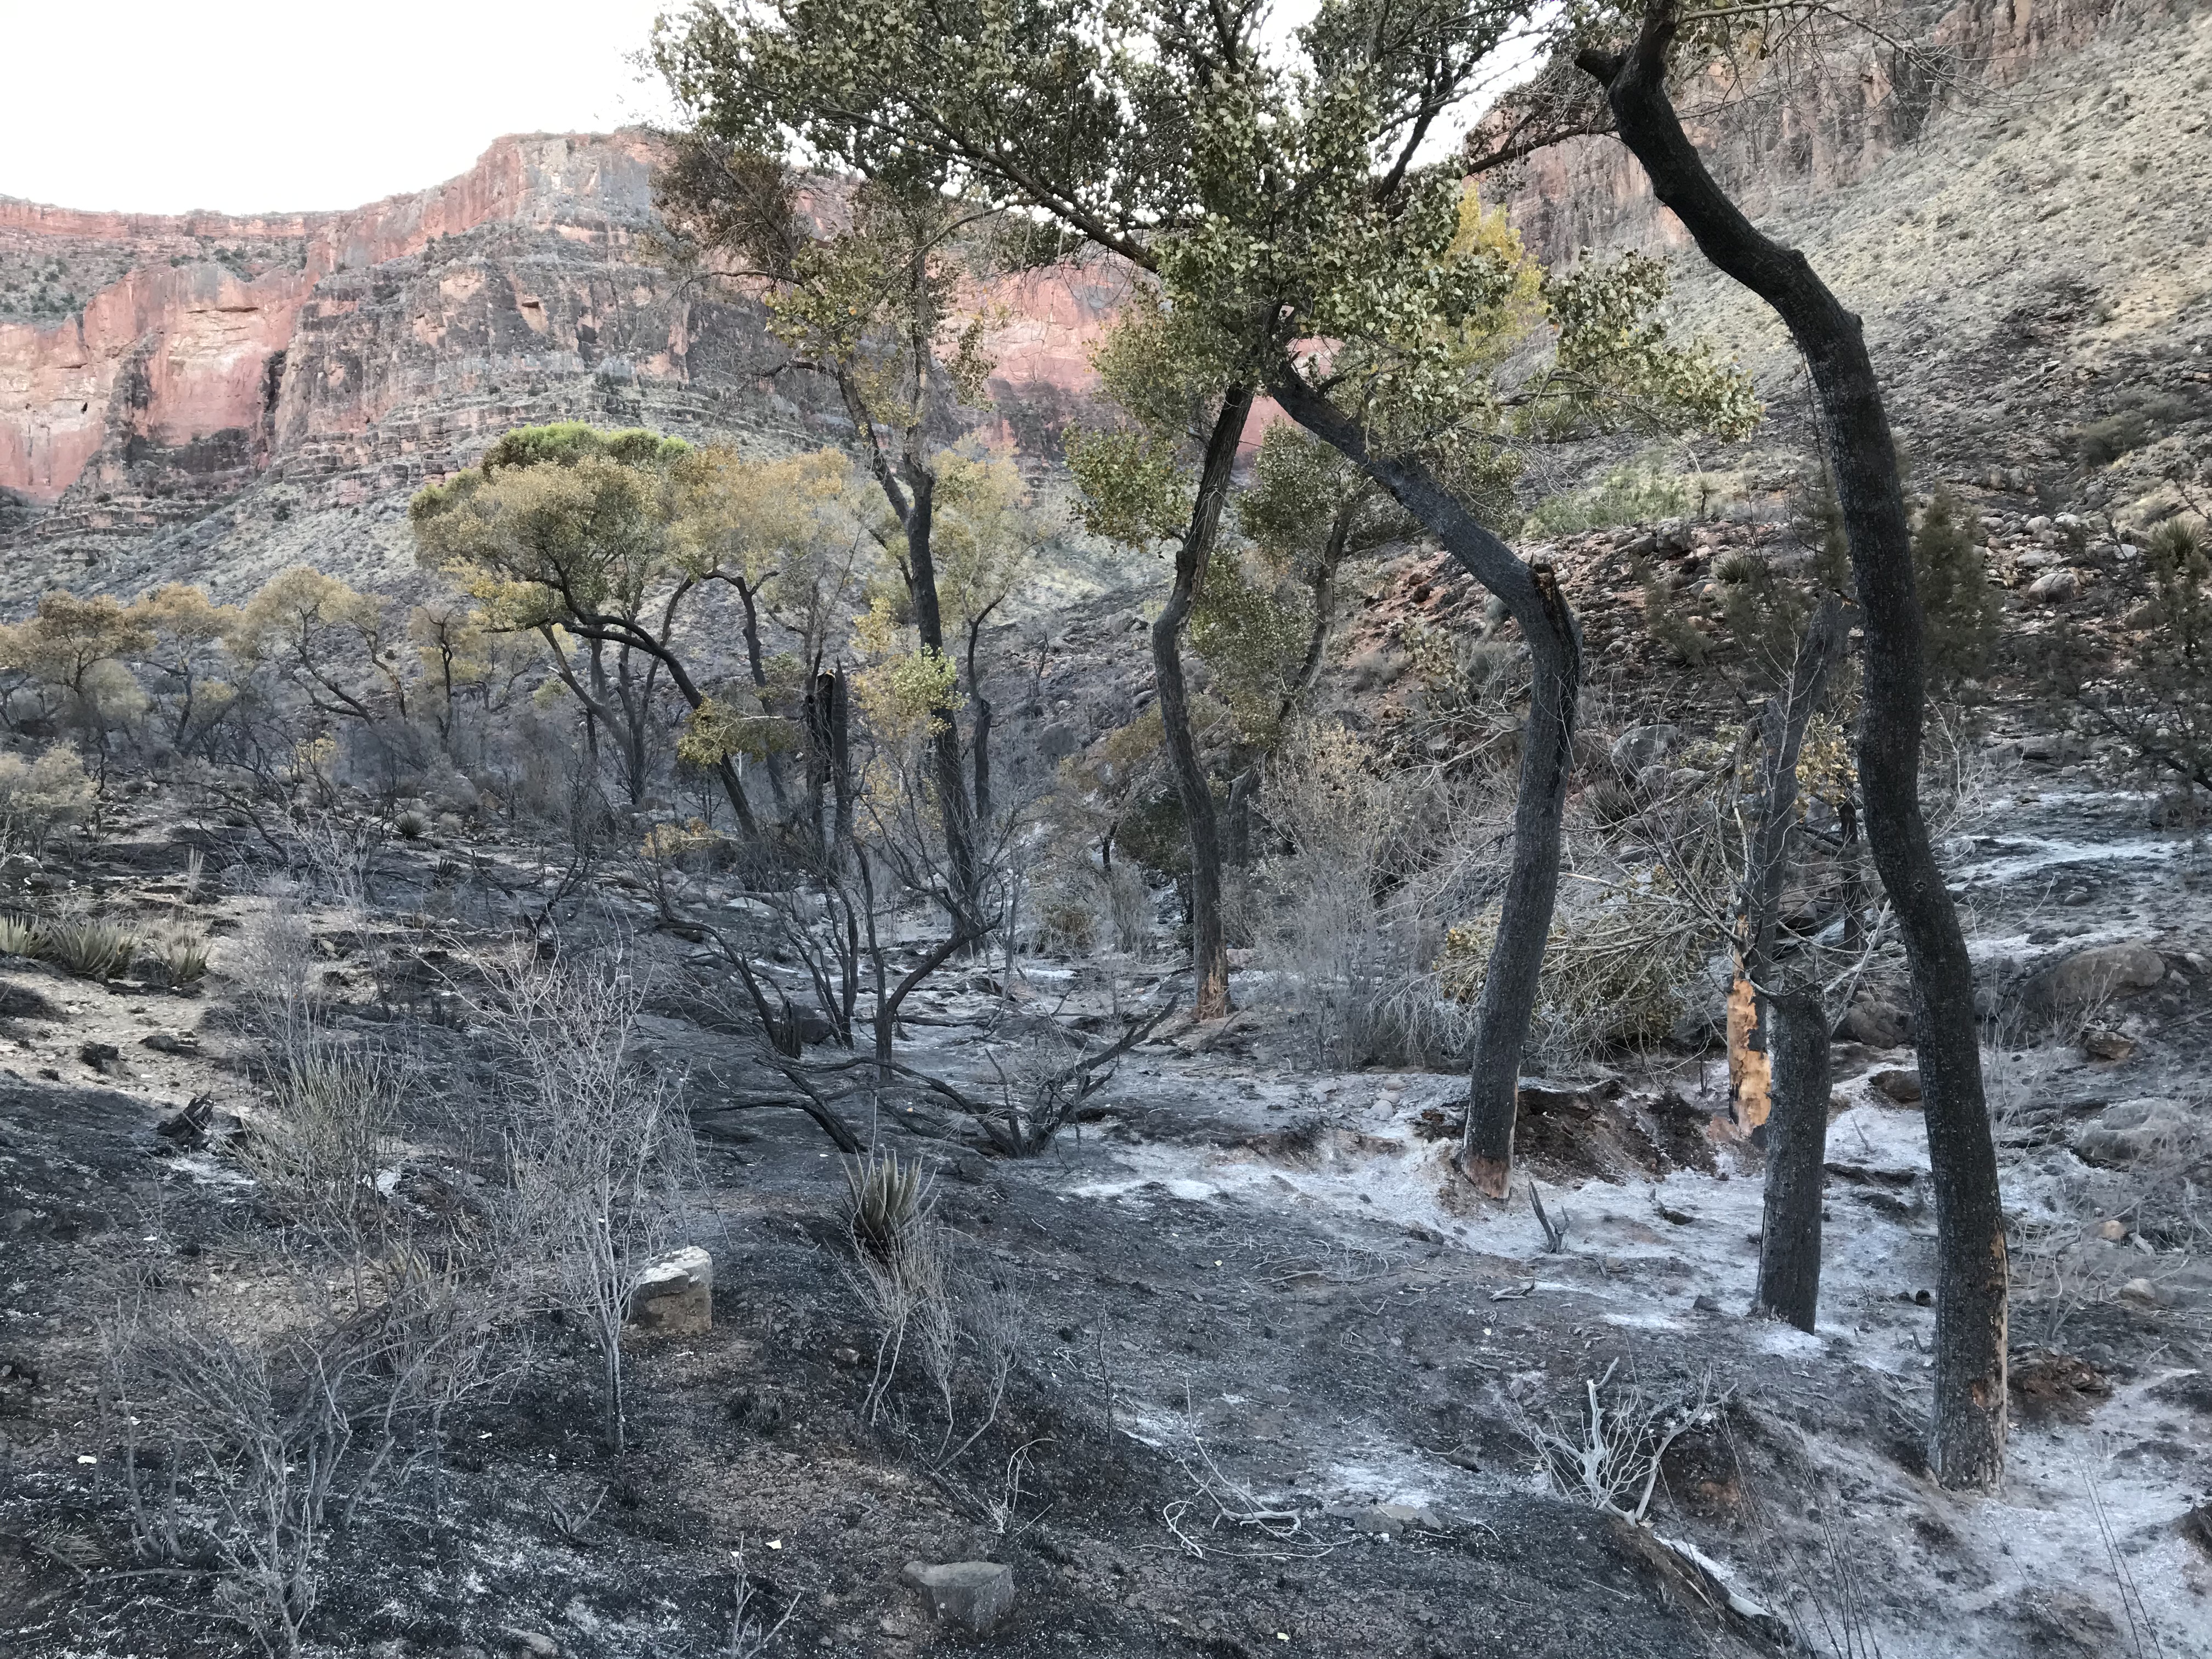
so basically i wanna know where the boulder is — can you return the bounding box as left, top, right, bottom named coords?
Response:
left=902, top=1561, right=1015, bottom=1633
left=1870, top=1068, right=1923, bottom=1105
left=2022, top=941, right=2165, bottom=1016
left=2073, top=1098, right=2198, bottom=1168
left=2081, top=1029, right=2136, bottom=1062
left=1835, top=994, right=1911, bottom=1049
left=626, top=1246, right=713, bottom=1334
left=1610, top=723, right=1681, bottom=775
left=2026, top=568, right=2082, bottom=602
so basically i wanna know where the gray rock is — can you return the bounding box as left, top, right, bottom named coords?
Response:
left=1835, top=994, right=1911, bottom=1049
left=902, top=1560, right=1015, bottom=1633
left=1610, top=723, right=1681, bottom=775
left=2022, top=941, right=2165, bottom=1016
left=626, top=1246, right=713, bottom=1334
left=2074, top=1098, right=2199, bottom=1168
left=2027, top=568, right=2083, bottom=602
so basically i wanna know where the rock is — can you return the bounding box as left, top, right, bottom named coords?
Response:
left=2073, top=1098, right=2198, bottom=1168
left=1692, top=1293, right=1723, bottom=1313
left=1870, top=1068, right=1923, bottom=1104
left=78, top=1040, right=123, bottom=1075
left=1610, top=723, right=1681, bottom=775
left=2080, top=1028, right=2135, bottom=1062
left=2021, top=941, right=2165, bottom=1017
left=902, top=1561, right=1015, bottom=1633
left=1349, top=1502, right=1442, bottom=1537
left=2118, top=1278, right=2159, bottom=1307
left=2026, top=568, right=2082, bottom=602
left=1834, top=994, right=1911, bottom=1049
left=625, top=1246, right=713, bottom=1334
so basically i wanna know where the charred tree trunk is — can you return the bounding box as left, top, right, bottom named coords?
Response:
left=1158, top=386, right=1255, bottom=1022
left=1731, top=596, right=1850, bottom=1135
left=1266, top=371, right=1581, bottom=1199
left=1582, top=4, right=2006, bottom=1488
left=1754, top=989, right=1832, bottom=1333
left=900, top=468, right=984, bottom=934
left=736, top=578, right=789, bottom=809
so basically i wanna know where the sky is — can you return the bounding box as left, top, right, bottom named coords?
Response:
left=1, top=1, right=680, bottom=216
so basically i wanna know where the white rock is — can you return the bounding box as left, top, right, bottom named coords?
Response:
left=627, top=1245, right=713, bottom=1334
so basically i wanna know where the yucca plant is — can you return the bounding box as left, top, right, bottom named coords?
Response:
left=145, top=923, right=213, bottom=987
left=842, top=1147, right=930, bottom=1265
left=44, top=916, right=138, bottom=980
left=0, top=913, right=43, bottom=959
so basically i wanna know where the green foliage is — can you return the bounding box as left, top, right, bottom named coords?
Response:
left=1064, top=426, right=1192, bottom=549
left=1531, top=254, right=1760, bottom=441
left=145, top=922, right=213, bottom=987
left=676, top=694, right=794, bottom=767
left=1912, top=487, right=2000, bottom=696
left=1525, top=460, right=1695, bottom=535
left=1189, top=546, right=1315, bottom=741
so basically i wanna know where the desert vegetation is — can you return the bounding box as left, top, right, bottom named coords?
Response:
left=2, top=0, right=2210, bottom=1656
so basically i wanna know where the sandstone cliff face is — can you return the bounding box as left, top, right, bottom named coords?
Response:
left=0, top=131, right=1122, bottom=602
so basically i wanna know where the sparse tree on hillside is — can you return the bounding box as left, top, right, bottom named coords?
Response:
left=127, top=584, right=244, bottom=757
left=1577, top=0, right=2007, bottom=1489
left=0, top=590, right=155, bottom=762
left=410, top=422, right=782, bottom=836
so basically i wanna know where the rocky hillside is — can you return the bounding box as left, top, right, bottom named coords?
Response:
left=1503, top=0, right=2212, bottom=523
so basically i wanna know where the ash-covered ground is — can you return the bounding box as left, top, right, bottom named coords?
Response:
left=1, top=763, right=2207, bottom=1659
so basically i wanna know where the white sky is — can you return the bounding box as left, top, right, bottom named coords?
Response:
left=1, top=1, right=679, bottom=216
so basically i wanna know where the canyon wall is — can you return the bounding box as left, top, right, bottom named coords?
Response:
left=0, top=131, right=1121, bottom=599
left=1502, top=0, right=2177, bottom=263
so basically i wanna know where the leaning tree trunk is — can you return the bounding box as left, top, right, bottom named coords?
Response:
left=1267, top=372, right=1581, bottom=1198
left=1754, top=989, right=1832, bottom=1332
left=1581, top=3, right=2006, bottom=1488
left=1157, top=386, right=1256, bottom=1022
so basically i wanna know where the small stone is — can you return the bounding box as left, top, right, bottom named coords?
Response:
left=1692, top=1294, right=1723, bottom=1313
left=831, top=1346, right=864, bottom=1367
left=902, top=1560, right=1015, bottom=1633
left=625, top=1246, right=713, bottom=1334
left=2118, top=1278, right=2159, bottom=1307
left=2081, top=1029, right=2135, bottom=1062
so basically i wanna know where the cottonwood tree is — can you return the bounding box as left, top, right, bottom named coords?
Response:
left=1575, top=0, right=2006, bottom=1489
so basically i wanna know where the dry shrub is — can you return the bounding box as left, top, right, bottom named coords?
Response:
left=1438, top=871, right=1699, bottom=1063
left=483, top=950, right=698, bottom=1450
left=0, top=743, right=96, bottom=850
left=1252, top=724, right=1491, bottom=1069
